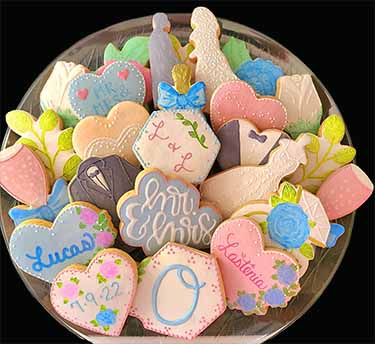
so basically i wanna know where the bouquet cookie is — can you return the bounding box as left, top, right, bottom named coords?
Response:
left=1, top=6, right=373, bottom=340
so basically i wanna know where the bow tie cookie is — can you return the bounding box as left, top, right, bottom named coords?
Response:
left=50, top=248, right=137, bottom=336
left=133, top=108, right=220, bottom=184
left=9, top=202, right=117, bottom=282
left=216, top=118, right=290, bottom=170
left=0, top=143, right=50, bottom=207
left=130, top=242, right=226, bottom=340
left=68, top=155, right=140, bottom=225
left=289, top=114, right=356, bottom=193
left=68, top=61, right=145, bottom=119
left=157, top=64, right=206, bottom=111
left=40, top=61, right=89, bottom=128
left=200, top=136, right=309, bottom=218
left=9, top=178, right=69, bottom=226
left=6, top=109, right=81, bottom=182
left=189, top=7, right=238, bottom=113
left=117, top=168, right=222, bottom=255
left=211, top=218, right=301, bottom=315
left=72, top=101, right=149, bottom=166
left=276, top=74, right=323, bottom=138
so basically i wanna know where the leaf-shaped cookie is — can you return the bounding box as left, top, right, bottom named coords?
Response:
left=222, top=36, right=252, bottom=71
left=276, top=74, right=323, bottom=138
left=40, top=61, right=88, bottom=128
left=6, top=109, right=81, bottom=181
left=289, top=114, right=356, bottom=193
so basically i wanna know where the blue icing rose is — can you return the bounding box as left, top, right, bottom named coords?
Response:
left=267, top=202, right=310, bottom=249
left=235, top=58, right=284, bottom=96
left=96, top=309, right=117, bottom=326
left=277, top=264, right=297, bottom=286
left=236, top=294, right=256, bottom=312
left=264, top=288, right=285, bottom=306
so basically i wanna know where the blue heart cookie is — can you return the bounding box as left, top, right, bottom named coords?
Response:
left=68, top=61, right=145, bottom=119
left=9, top=202, right=117, bottom=282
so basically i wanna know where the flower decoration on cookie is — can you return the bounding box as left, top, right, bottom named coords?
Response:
left=157, top=64, right=206, bottom=111
left=289, top=114, right=356, bottom=193
left=221, top=36, right=252, bottom=71
left=6, top=109, right=81, bottom=181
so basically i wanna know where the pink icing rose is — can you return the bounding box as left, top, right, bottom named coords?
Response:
left=80, top=208, right=98, bottom=225
left=95, top=231, right=113, bottom=247
left=100, top=261, right=119, bottom=279
left=60, top=283, right=79, bottom=299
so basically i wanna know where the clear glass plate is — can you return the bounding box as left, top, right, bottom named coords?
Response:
left=0, top=13, right=354, bottom=344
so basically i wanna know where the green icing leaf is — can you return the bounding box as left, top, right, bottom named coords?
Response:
left=79, top=223, right=86, bottom=229
left=63, top=298, right=69, bottom=304
left=56, top=108, right=80, bottom=128
left=188, top=131, right=197, bottom=138
left=6, top=110, right=33, bottom=134
left=104, top=37, right=150, bottom=66
left=79, top=290, right=84, bottom=296
left=57, top=282, right=63, bottom=288
left=270, top=195, right=283, bottom=208
left=75, top=207, right=81, bottom=215
left=305, top=134, right=320, bottom=153
left=90, top=320, right=99, bottom=327
left=176, top=113, right=184, bottom=120
left=100, top=304, right=107, bottom=311
left=285, top=117, right=321, bottom=139
left=70, top=277, right=80, bottom=284
left=308, top=220, right=316, bottom=228
left=299, top=242, right=314, bottom=260
left=57, top=128, right=74, bottom=151
left=39, top=109, right=59, bottom=132
left=182, top=120, right=191, bottom=126
left=62, top=155, right=81, bottom=180
left=332, top=147, right=356, bottom=164
left=281, top=183, right=298, bottom=203
left=98, top=212, right=106, bottom=224
left=222, top=36, right=252, bottom=71
left=321, top=114, right=345, bottom=144
left=17, top=137, right=39, bottom=150
left=271, top=274, right=278, bottom=280
left=114, top=259, right=122, bottom=265
left=103, top=325, right=110, bottom=332
left=192, top=121, right=198, bottom=130
left=259, top=221, right=268, bottom=234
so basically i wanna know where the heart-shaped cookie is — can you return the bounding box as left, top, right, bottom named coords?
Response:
left=210, top=80, right=287, bottom=132
left=211, top=218, right=301, bottom=315
left=72, top=101, right=149, bottom=166
left=68, top=61, right=145, bottom=119
left=0, top=144, right=49, bottom=207
left=9, top=202, right=117, bottom=282
left=50, top=248, right=137, bottom=336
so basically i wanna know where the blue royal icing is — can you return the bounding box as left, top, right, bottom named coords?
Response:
left=326, top=223, right=345, bottom=248
left=8, top=178, right=69, bottom=226
left=152, top=264, right=206, bottom=326
left=68, top=61, right=145, bottom=119
left=235, top=58, right=284, bottom=96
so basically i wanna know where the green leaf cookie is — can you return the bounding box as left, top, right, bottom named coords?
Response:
left=39, top=109, right=59, bottom=132
left=299, top=242, right=314, bottom=260
left=6, top=110, right=33, bottom=133
left=57, top=128, right=74, bottom=151
left=321, top=114, right=345, bottom=145
left=63, top=155, right=81, bottom=180
left=222, top=36, right=252, bottom=71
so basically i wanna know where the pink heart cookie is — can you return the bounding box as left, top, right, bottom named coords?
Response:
left=211, top=217, right=301, bottom=315
left=0, top=144, right=49, bottom=207
left=317, top=164, right=373, bottom=220
left=50, top=248, right=137, bottom=336
left=210, top=80, right=287, bottom=132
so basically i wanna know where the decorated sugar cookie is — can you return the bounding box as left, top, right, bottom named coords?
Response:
left=50, top=248, right=137, bottom=336
left=96, top=60, right=152, bottom=105
left=217, top=118, right=290, bottom=170
left=9, top=178, right=69, bottom=226
left=6, top=109, right=81, bottom=181
left=236, top=58, right=284, bottom=96
left=40, top=61, right=89, bottom=128
left=221, top=36, right=252, bottom=72
left=276, top=74, right=323, bottom=138
left=130, top=242, right=226, bottom=340
left=72, top=101, right=149, bottom=166
left=133, top=109, right=220, bottom=184
left=210, top=80, right=287, bottom=132
left=317, top=164, right=373, bottom=220
left=289, top=114, right=356, bottom=193
left=211, top=218, right=301, bottom=315
left=0, top=144, right=50, bottom=207
left=117, top=168, right=222, bottom=255
left=104, top=36, right=150, bottom=66
left=9, top=202, right=117, bottom=282
left=149, top=13, right=180, bottom=107
left=189, top=7, right=238, bottom=112
left=200, top=137, right=309, bottom=218
left=157, top=64, right=206, bottom=111
left=231, top=201, right=313, bottom=276
left=68, top=155, right=140, bottom=225
left=68, top=61, right=145, bottom=119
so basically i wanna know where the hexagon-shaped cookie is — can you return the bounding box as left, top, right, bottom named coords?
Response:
left=130, top=242, right=226, bottom=340
left=133, top=109, right=220, bottom=184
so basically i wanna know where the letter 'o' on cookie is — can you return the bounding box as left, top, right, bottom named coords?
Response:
left=130, top=242, right=226, bottom=340
left=317, top=164, right=373, bottom=220
left=211, top=217, right=301, bottom=315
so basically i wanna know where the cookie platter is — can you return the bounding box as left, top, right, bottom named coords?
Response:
left=0, top=10, right=369, bottom=344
